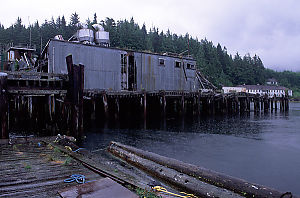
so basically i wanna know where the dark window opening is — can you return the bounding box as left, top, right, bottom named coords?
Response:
left=187, top=63, right=195, bottom=69
left=175, top=61, right=181, bottom=68
left=159, top=58, right=165, bottom=66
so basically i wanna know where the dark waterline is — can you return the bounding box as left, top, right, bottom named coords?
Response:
left=82, top=102, right=300, bottom=195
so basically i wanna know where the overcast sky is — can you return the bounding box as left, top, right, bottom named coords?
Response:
left=1, top=0, right=299, bottom=71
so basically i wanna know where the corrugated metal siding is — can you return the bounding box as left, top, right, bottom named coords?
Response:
left=48, top=40, right=124, bottom=90
left=134, top=52, right=198, bottom=91
left=48, top=40, right=198, bottom=91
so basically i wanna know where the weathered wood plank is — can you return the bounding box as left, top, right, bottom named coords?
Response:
left=7, top=89, right=67, bottom=95
left=0, top=141, right=102, bottom=197
left=4, top=71, right=68, bottom=79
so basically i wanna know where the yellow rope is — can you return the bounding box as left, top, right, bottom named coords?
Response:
left=64, top=146, right=72, bottom=151
left=153, top=186, right=198, bottom=198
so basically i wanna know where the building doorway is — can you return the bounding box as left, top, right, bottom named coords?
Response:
left=121, top=53, right=137, bottom=91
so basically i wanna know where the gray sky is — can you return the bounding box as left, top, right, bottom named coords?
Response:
left=1, top=0, right=300, bottom=71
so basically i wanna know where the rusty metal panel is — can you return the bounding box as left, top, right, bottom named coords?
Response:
left=58, top=177, right=138, bottom=198
left=134, top=52, right=197, bottom=91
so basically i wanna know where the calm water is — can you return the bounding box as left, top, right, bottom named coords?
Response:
left=82, top=102, right=300, bottom=195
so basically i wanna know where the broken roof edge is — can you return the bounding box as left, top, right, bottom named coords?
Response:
left=7, top=46, right=36, bottom=52
left=43, top=39, right=196, bottom=61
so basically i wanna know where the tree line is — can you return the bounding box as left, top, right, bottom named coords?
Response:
left=0, top=13, right=299, bottom=97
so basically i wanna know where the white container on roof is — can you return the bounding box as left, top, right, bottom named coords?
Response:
left=77, top=29, right=94, bottom=43
left=92, top=24, right=109, bottom=46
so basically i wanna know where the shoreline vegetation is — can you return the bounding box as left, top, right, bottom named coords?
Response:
left=0, top=13, right=299, bottom=93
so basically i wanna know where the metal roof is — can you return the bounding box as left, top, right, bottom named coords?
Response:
left=7, top=47, right=36, bottom=52
left=44, top=39, right=195, bottom=61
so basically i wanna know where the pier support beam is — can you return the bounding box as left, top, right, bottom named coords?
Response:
left=162, top=92, right=166, bottom=118
left=143, top=92, right=147, bottom=127
left=0, top=73, right=8, bottom=139
left=270, top=98, right=273, bottom=112
left=197, top=93, right=201, bottom=115
left=280, top=96, right=284, bottom=112
left=274, top=96, right=277, bottom=111
left=181, top=93, right=185, bottom=116
left=285, top=96, right=289, bottom=111
left=102, top=92, right=109, bottom=120
left=66, top=55, right=84, bottom=138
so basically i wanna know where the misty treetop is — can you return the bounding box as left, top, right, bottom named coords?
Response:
left=0, top=13, right=299, bottom=95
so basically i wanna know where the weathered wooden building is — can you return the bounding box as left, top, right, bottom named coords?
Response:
left=42, top=39, right=200, bottom=92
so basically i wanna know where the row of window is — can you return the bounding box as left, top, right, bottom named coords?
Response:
left=248, top=89, right=284, bottom=93
left=159, top=58, right=195, bottom=69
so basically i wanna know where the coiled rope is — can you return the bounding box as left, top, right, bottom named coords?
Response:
left=64, top=174, right=85, bottom=184
left=153, top=186, right=197, bottom=198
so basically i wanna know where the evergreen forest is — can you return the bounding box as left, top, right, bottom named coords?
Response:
left=0, top=13, right=299, bottom=98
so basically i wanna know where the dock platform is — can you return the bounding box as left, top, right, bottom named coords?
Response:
left=0, top=138, right=102, bottom=197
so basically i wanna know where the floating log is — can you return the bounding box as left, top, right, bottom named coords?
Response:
left=108, top=141, right=295, bottom=198
left=108, top=142, right=242, bottom=198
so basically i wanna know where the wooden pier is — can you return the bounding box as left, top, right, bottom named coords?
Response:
left=82, top=89, right=290, bottom=125
left=0, top=54, right=290, bottom=139
left=0, top=137, right=102, bottom=197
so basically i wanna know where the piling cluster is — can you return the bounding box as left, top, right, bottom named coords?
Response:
left=0, top=63, right=290, bottom=139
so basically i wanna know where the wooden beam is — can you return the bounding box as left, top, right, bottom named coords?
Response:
left=0, top=73, right=8, bottom=139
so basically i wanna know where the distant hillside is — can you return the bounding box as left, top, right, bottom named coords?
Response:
left=0, top=13, right=299, bottom=97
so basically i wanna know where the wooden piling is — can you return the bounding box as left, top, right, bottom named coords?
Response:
left=280, top=97, right=284, bottom=111
left=0, top=72, right=8, bottom=139
left=65, top=55, right=84, bottom=138
left=115, top=98, right=120, bottom=121
left=181, top=93, right=185, bottom=116
left=212, top=96, right=216, bottom=115
left=143, top=92, right=147, bottom=127
left=271, top=98, right=274, bottom=112
left=285, top=97, right=289, bottom=111
left=102, top=92, right=109, bottom=120
left=246, top=95, right=250, bottom=112
left=78, top=64, right=84, bottom=136
left=235, top=96, right=239, bottom=114
left=197, top=93, right=201, bottom=115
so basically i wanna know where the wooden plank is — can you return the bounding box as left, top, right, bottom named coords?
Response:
left=7, top=89, right=67, bottom=95
left=0, top=141, right=102, bottom=198
left=58, top=178, right=138, bottom=198
left=7, top=78, right=63, bottom=81
left=46, top=142, right=144, bottom=189
left=4, top=71, right=68, bottom=79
